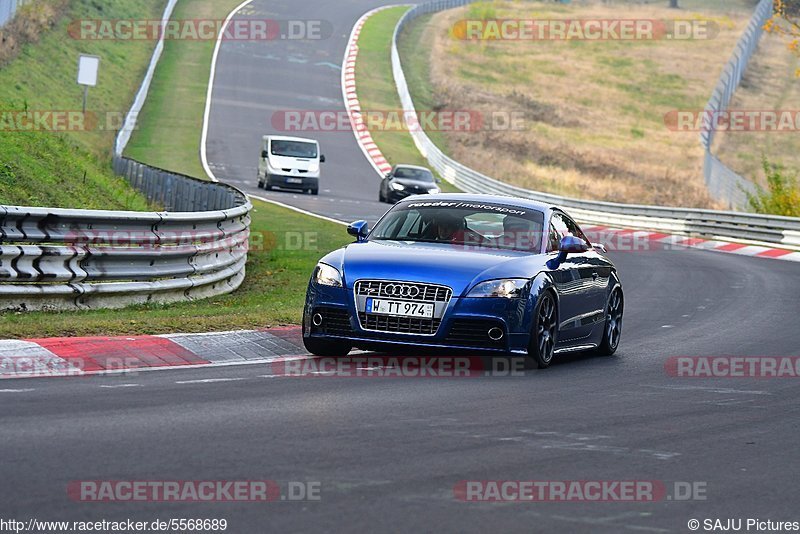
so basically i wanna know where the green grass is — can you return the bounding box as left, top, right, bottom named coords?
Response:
left=125, top=0, right=243, bottom=177
left=356, top=7, right=459, bottom=192
left=0, top=0, right=164, bottom=210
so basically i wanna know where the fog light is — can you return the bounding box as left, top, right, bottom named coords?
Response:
left=488, top=327, right=504, bottom=341
left=312, top=313, right=323, bottom=327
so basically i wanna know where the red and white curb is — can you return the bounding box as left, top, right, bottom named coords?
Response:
left=582, top=226, right=800, bottom=262
left=342, top=6, right=397, bottom=177
left=0, top=328, right=308, bottom=380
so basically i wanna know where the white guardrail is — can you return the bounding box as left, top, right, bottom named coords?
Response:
left=0, top=0, right=253, bottom=311
left=391, top=0, right=800, bottom=249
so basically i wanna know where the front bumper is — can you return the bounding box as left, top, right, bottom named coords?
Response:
left=267, top=173, right=318, bottom=190
left=387, top=188, right=434, bottom=202
left=305, top=282, right=534, bottom=354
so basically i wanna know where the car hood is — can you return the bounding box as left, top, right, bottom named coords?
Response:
left=393, top=178, right=436, bottom=189
left=332, top=240, right=547, bottom=296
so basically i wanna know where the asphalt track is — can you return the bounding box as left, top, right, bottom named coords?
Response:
left=2, top=1, right=800, bottom=532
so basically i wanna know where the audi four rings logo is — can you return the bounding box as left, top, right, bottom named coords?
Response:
left=383, top=284, right=420, bottom=297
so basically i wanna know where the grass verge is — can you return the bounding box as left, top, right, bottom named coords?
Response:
left=124, top=0, right=242, bottom=177
left=0, top=0, right=163, bottom=210
left=355, top=7, right=459, bottom=192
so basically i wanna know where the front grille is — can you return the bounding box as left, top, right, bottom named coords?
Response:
left=358, top=313, right=442, bottom=335
left=313, top=307, right=352, bottom=336
left=355, top=280, right=452, bottom=302
left=445, top=319, right=506, bottom=348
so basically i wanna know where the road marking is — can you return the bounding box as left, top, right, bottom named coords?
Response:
left=99, top=384, right=142, bottom=389
left=200, top=0, right=257, bottom=183
left=0, top=388, right=35, bottom=393
left=644, top=385, right=770, bottom=395
left=175, top=378, right=248, bottom=385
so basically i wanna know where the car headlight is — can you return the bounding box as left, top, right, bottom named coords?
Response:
left=427, top=187, right=440, bottom=194
left=390, top=182, right=406, bottom=191
left=468, top=279, right=529, bottom=298
left=314, top=263, right=342, bottom=287
left=308, top=162, right=320, bottom=173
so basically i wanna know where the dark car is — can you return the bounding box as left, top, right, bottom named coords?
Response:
left=302, top=194, right=623, bottom=369
left=379, top=165, right=441, bottom=203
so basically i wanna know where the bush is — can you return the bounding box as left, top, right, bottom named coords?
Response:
left=746, top=157, right=800, bottom=216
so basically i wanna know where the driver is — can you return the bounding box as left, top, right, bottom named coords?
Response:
left=436, top=212, right=464, bottom=242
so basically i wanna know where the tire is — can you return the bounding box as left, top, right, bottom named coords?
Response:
left=257, top=180, right=264, bottom=189
left=527, top=291, right=557, bottom=369
left=265, top=184, right=273, bottom=191
left=596, top=287, right=623, bottom=356
left=310, top=188, right=318, bottom=196
left=303, top=336, right=352, bottom=357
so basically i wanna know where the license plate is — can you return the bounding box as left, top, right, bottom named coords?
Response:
left=286, top=177, right=303, bottom=184
left=366, top=298, right=434, bottom=319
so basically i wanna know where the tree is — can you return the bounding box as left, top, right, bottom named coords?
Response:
left=765, top=0, right=800, bottom=76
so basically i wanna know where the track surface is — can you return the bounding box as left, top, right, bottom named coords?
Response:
left=3, top=1, right=800, bottom=532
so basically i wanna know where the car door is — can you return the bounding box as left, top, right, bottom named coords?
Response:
left=548, top=211, right=601, bottom=343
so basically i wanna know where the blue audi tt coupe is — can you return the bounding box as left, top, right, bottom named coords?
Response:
left=302, top=194, right=623, bottom=368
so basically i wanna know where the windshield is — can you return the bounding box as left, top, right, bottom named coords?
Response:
left=394, top=167, right=434, bottom=182
left=369, top=200, right=545, bottom=252
left=270, top=140, right=318, bottom=158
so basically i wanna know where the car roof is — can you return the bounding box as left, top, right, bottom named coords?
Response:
left=263, top=135, right=319, bottom=144
left=396, top=193, right=557, bottom=215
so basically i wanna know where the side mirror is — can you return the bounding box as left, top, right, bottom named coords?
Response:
left=347, top=220, right=369, bottom=242
left=385, top=172, right=392, bottom=179
left=320, top=154, right=326, bottom=163
left=435, top=177, right=442, bottom=184
left=548, top=235, right=589, bottom=267
left=261, top=150, right=268, bottom=159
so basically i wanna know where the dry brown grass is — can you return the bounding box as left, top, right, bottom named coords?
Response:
left=420, top=0, right=763, bottom=208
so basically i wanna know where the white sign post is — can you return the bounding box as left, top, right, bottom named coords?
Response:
left=77, top=54, right=100, bottom=114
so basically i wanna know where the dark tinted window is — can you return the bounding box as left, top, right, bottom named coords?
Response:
left=370, top=200, right=545, bottom=252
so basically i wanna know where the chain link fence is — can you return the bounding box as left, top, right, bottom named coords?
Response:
left=701, top=0, right=773, bottom=209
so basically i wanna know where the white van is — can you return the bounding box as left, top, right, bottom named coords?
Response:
left=258, top=135, right=325, bottom=195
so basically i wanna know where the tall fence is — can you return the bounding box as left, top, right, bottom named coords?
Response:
left=0, top=0, right=28, bottom=27
left=391, top=0, right=800, bottom=248
left=701, top=0, right=773, bottom=209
